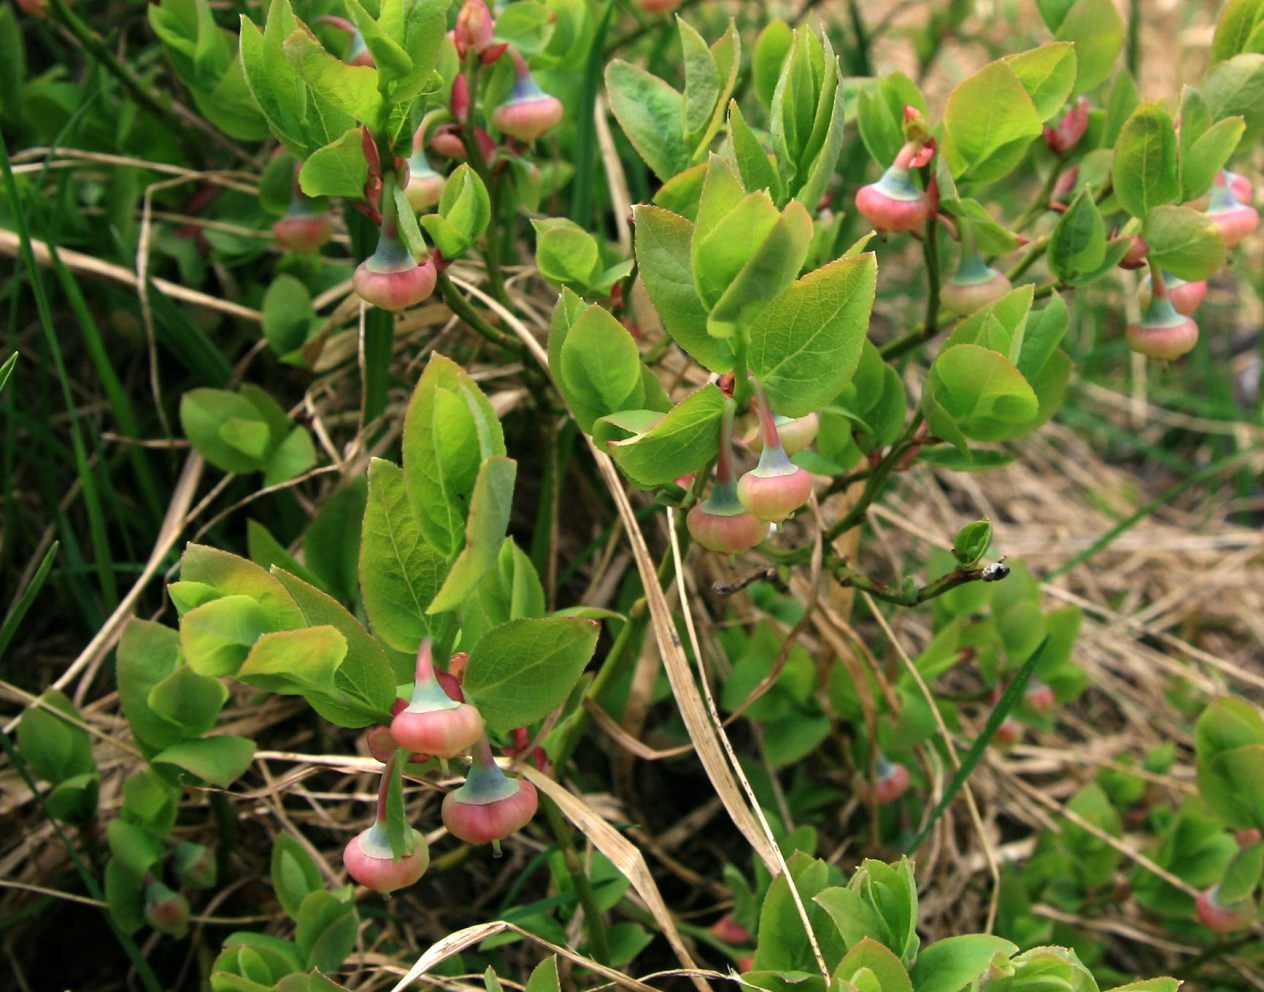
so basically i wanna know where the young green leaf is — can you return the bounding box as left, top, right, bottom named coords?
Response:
left=748, top=253, right=876, bottom=418
left=360, top=458, right=446, bottom=654
left=462, top=616, right=601, bottom=732
left=1112, top=104, right=1180, bottom=218
left=427, top=456, right=518, bottom=615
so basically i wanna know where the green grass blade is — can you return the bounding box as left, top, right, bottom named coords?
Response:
left=0, top=137, right=119, bottom=611
left=909, top=637, right=1050, bottom=851
left=0, top=542, right=58, bottom=661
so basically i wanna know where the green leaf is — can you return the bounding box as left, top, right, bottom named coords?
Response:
left=147, top=664, right=228, bottom=737
left=706, top=201, right=815, bottom=340
left=299, top=128, right=370, bottom=200
left=1050, top=0, right=1123, bottom=91
left=943, top=284, right=1035, bottom=362
left=152, top=735, right=256, bottom=787
left=757, top=854, right=846, bottom=971
left=752, top=18, right=792, bottom=110
left=952, top=521, right=993, bottom=567
left=179, top=544, right=306, bottom=629
left=181, top=595, right=277, bottom=677
left=238, top=626, right=347, bottom=696
left=402, top=353, right=506, bottom=557
left=345, top=0, right=412, bottom=81
left=533, top=218, right=602, bottom=289
left=427, top=456, right=518, bottom=615
left=925, top=345, right=1039, bottom=444
left=910, top=934, right=1018, bottom=992
left=1204, top=53, right=1264, bottom=150
left=238, top=0, right=309, bottom=156
left=728, top=102, right=783, bottom=201
left=602, top=385, right=725, bottom=487
left=1048, top=189, right=1106, bottom=283
left=1220, top=840, right=1264, bottom=903
left=834, top=938, right=913, bottom=992
left=304, top=478, right=367, bottom=605
left=264, top=426, right=317, bottom=487
left=1142, top=205, right=1226, bottom=282
left=117, top=620, right=186, bottom=751
left=18, top=690, right=95, bottom=784
left=360, top=458, right=446, bottom=658
left=679, top=18, right=720, bottom=143
left=181, top=388, right=271, bottom=473
left=271, top=568, right=397, bottom=724
left=420, top=164, right=491, bottom=258
left=1181, top=116, right=1246, bottom=200
left=271, top=833, right=324, bottom=921
left=526, top=957, right=561, bottom=992
left=748, top=253, right=876, bottom=418
left=1213, top=0, right=1264, bottom=61
left=693, top=190, right=780, bottom=310
left=284, top=26, right=382, bottom=127
left=1112, top=104, right=1180, bottom=218
left=605, top=60, right=689, bottom=181
left=462, top=617, right=601, bottom=733
left=295, top=891, right=358, bottom=972
left=494, top=2, right=554, bottom=55
left=262, top=275, right=317, bottom=357
left=557, top=305, right=645, bottom=433
left=634, top=204, right=733, bottom=372
left=457, top=538, right=547, bottom=649
left=942, top=60, right=1043, bottom=185
left=1003, top=43, right=1077, bottom=121
left=856, top=72, right=928, bottom=169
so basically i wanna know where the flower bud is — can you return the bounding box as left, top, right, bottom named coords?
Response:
left=144, top=878, right=190, bottom=938
left=1209, top=169, right=1260, bottom=249
left=343, top=823, right=430, bottom=894
left=442, top=737, right=539, bottom=846
left=1118, top=235, right=1148, bottom=270
left=493, top=82, right=564, bottom=142
left=638, top=0, right=683, bottom=12
left=1127, top=290, right=1199, bottom=361
left=454, top=0, right=496, bottom=59
left=872, top=756, right=910, bottom=805
left=1195, top=885, right=1256, bottom=934
left=172, top=841, right=217, bottom=890
left=1043, top=97, right=1089, bottom=154
left=1138, top=272, right=1206, bottom=316
left=993, top=718, right=1021, bottom=750
left=855, top=172, right=929, bottom=233
left=687, top=501, right=769, bottom=555
left=1024, top=680, right=1056, bottom=714
left=1226, top=170, right=1252, bottom=204
left=736, top=433, right=813, bottom=524
left=391, top=640, right=484, bottom=757
left=404, top=151, right=445, bottom=213
left=941, top=255, right=1012, bottom=316
left=741, top=411, right=819, bottom=457
left=273, top=166, right=332, bottom=254
left=354, top=257, right=438, bottom=312
left=430, top=125, right=469, bottom=160
left=273, top=213, right=333, bottom=254
left=710, top=914, right=751, bottom=945
left=1236, top=828, right=1262, bottom=849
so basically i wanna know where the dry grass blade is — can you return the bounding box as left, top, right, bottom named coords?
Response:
left=1, top=451, right=205, bottom=734
left=388, top=921, right=660, bottom=992
left=519, top=766, right=707, bottom=991
left=452, top=272, right=782, bottom=874
left=862, top=592, right=1002, bottom=933
left=0, top=229, right=261, bottom=323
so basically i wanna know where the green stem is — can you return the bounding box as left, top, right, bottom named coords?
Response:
left=435, top=272, right=519, bottom=353
left=844, top=0, right=873, bottom=76
left=921, top=206, right=942, bottom=343
left=460, top=62, right=509, bottom=306
left=824, top=416, right=922, bottom=544
left=832, top=561, right=1002, bottom=606
left=1012, top=158, right=1065, bottom=234
left=541, top=795, right=612, bottom=965
left=1126, top=0, right=1142, bottom=79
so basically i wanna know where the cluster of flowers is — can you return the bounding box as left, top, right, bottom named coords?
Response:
left=852, top=104, right=1260, bottom=361
left=274, top=0, right=567, bottom=314
left=684, top=380, right=818, bottom=555
left=343, top=640, right=539, bottom=894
